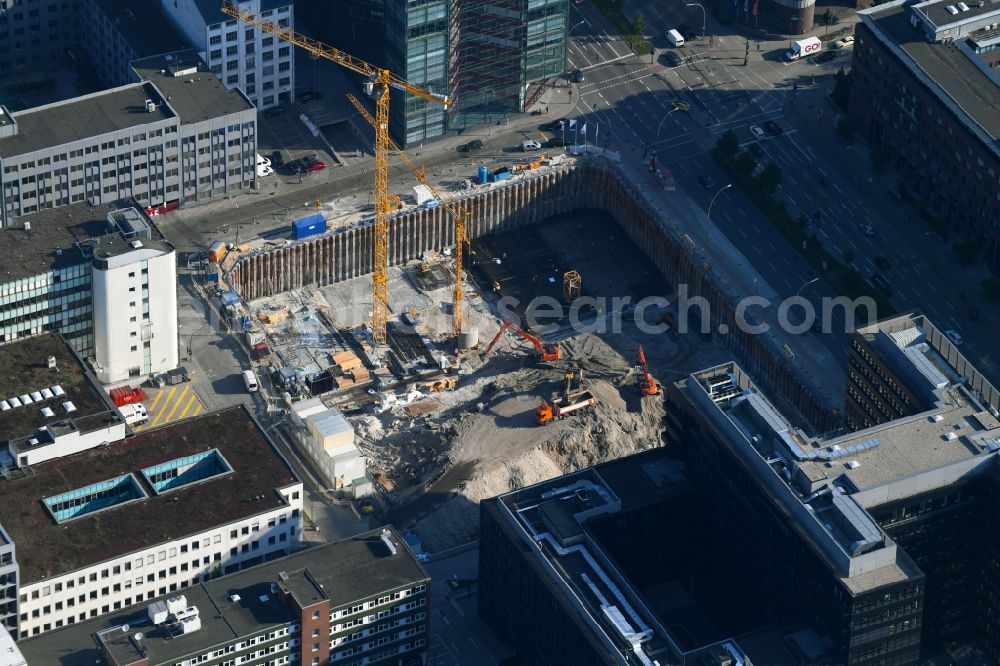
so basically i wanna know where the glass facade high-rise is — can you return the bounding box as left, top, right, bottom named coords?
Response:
left=385, top=1, right=450, bottom=144
left=311, top=0, right=569, bottom=144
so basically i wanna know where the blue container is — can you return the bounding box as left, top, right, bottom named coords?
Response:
left=205, top=271, right=219, bottom=283
left=220, top=290, right=240, bottom=306
left=478, top=165, right=489, bottom=185
left=292, top=213, right=328, bottom=240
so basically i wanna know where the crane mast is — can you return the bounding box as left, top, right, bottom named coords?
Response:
left=220, top=2, right=451, bottom=346
left=345, top=94, right=467, bottom=341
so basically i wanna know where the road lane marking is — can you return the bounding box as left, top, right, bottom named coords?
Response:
left=179, top=393, right=200, bottom=420
left=160, top=386, right=190, bottom=427
left=148, top=386, right=177, bottom=428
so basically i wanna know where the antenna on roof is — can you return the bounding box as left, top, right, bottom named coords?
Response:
left=47, top=356, right=58, bottom=371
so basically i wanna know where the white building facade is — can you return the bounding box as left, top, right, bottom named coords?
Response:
left=17, top=484, right=303, bottom=638
left=157, top=0, right=296, bottom=110
left=91, top=239, right=178, bottom=383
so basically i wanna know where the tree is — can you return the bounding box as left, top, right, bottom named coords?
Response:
left=734, top=150, right=757, bottom=176
left=757, top=162, right=782, bottom=194
left=822, top=9, right=837, bottom=34
left=715, top=129, right=740, bottom=160
left=633, top=11, right=645, bottom=35
left=952, top=240, right=979, bottom=266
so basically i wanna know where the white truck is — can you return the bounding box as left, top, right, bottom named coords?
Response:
left=785, top=36, right=822, bottom=61
left=666, top=29, right=685, bottom=47
left=118, top=403, right=148, bottom=426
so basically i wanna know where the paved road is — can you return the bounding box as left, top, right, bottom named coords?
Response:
left=566, top=0, right=1000, bottom=391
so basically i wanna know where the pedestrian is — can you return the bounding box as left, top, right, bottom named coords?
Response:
left=756, top=41, right=761, bottom=51
left=710, top=35, right=714, bottom=47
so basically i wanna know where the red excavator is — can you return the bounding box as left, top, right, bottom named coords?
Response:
left=482, top=320, right=562, bottom=362
left=636, top=345, right=659, bottom=396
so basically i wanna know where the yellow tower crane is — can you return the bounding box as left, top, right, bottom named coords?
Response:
left=345, top=94, right=468, bottom=341
left=220, top=2, right=451, bottom=346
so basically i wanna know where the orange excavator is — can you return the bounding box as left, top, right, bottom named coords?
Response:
left=482, top=320, right=562, bottom=362
left=637, top=346, right=660, bottom=396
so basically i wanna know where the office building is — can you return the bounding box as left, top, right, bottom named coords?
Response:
left=156, top=0, right=296, bottom=110
left=851, top=0, right=1000, bottom=270
left=0, top=50, right=256, bottom=227
left=302, top=0, right=569, bottom=144
left=90, top=209, right=177, bottom=384
left=482, top=313, right=1000, bottom=665
left=18, top=526, right=430, bottom=666
left=0, top=0, right=81, bottom=77
left=289, top=398, right=371, bottom=497
left=84, top=0, right=190, bottom=89
left=0, top=202, right=178, bottom=382
left=0, top=332, right=126, bottom=472
left=0, top=405, right=304, bottom=639
left=0, top=627, right=24, bottom=666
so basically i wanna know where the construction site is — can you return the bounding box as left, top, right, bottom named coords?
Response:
left=210, top=4, right=841, bottom=551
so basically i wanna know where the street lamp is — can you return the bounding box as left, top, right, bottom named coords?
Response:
left=570, top=20, right=587, bottom=33
left=795, top=276, right=820, bottom=298
left=707, top=183, right=733, bottom=221
left=655, top=108, right=679, bottom=142
left=686, top=3, right=707, bottom=39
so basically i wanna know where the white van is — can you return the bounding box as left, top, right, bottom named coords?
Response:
left=242, top=370, right=259, bottom=393
left=666, top=29, right=685, bottom=47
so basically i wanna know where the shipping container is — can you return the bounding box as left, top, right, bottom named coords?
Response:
left=110, top=386, right=145, bottom=407
left=220, top=290, right=240, bottom=306
left=292, top=213, right=328, bottom=240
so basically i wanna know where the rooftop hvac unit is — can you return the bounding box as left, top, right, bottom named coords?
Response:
left=62, top=401, right=76, bottom=413
left=381, top=528, right=397, bottom=555
left=40, top=407, right=54, bottom=418
left=23, top=221, right=30, bottom=231
left=51, top=385, right=65, bottom=396
left=945, top=432, right=958, bottom=440
left=846, top=460, right=860, bottom=469
left=165, top=595, right=187, bottom=615
left=229, top=594, right=241, bottom=603
left=19, top=394, right=31, bottom=404
left=946, top=4, right=959, bottom=13
left=40, top=388, right=53, bottom=399
left=46, top=356, right=57, bottom=369
left=7, top=397, right=20, bottom=408
left=958, top=2, right=970, bottom=10
left=30, top=391, right=42, bottom=402
left=0, top=401, right=8, bottom=411
left=931, top=414, right=944, bottom=422
left=144, top=99, right=156, bottom=113
left=179, top=616, right=201, bottom=634
left=130, top=240, right=143, bottom=249
left=148, top=600, right=169, bottom=625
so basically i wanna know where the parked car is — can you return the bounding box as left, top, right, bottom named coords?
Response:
left=859, top=222, right=876, bottom=236
left=697, top=174, right=716, bottom=189
left=256, top=163, right=274, bottom=178
left=764, top=120, right=784, bottom=136
left=256, top=153, right=271, bottom=168
left=676, top=24, right=698, bottom=41
left=748, top=142, right=765, bottom=158
left=457, top=139, right=484, bottom=152
left=661, top=51, right=682, bottom=67
left=671, top=99, right=691, bottom=112
left=571, top=69, right=585, bottom=83
left=270, top=150, right=284, bottom=168
left=540, top=119, right=566, bottom=132
left=521, top=139, right=542, bottom=151
left=547, top=136, right=571, bottom=147
left=749, top=125, right=767, bottom=140
left=833, top=35, right=855, bottom=49
left=815, top=50, right=837, bottom=64
left=945, top=329, right=965, bottom=346
left=144, top=201, right=179, bottom=217
left=298, top=90, right=322, bottom=102
left=874, top=255, right=891, bottom=271
left=303, top=160, right=327, bottom=173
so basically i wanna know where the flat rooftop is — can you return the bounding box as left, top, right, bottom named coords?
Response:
left=0, top=201, right=165, bottom=282
left=131, top=51, right=254, bottom=125
left=17, top=527, right=428, bottom=666
left=913, top=0, right=1000, bottom=30
left=194, top=0, right=290, bottom=25
left=496, top=450, right=747, bottom=666
left=0, top=333, right=113, bottom=445
left=0, top=83, right=174, bottom=158
left=0, top=406, right=298, bottom=583
left=865, top=2, right=1000, bottom=139
left=90, top=0, right=189, bottom=60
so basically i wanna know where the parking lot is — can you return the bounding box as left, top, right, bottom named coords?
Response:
left=256, top=102, right=338, bottom=180
left=133, top=383, right=205, bottom=432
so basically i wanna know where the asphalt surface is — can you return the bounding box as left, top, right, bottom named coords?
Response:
left=565, top=0, right=1000, bottom=386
